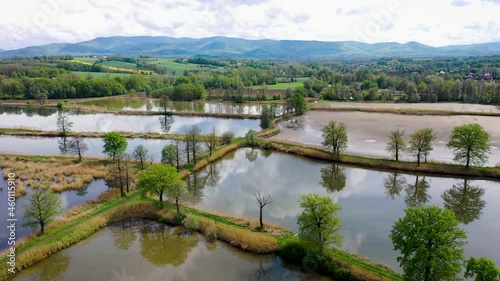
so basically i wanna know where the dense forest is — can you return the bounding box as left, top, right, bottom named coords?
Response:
left=0, top=55, right=499, bottom=104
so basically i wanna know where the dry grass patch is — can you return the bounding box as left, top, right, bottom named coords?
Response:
left=0, top=156, right=108, bottom=195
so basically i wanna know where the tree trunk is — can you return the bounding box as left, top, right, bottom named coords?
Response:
left=192, top=140, right=197, bottom=165
left=40, top=221, right=45, bottom=234
left=396, top=148, right=399, bottom=161
left=466, top=148, right=470, bottom=168
left=77, top=147, right=82, bottom=162
left=259, top=206, right=263, bottom=229
left=417, top=152, right=421, bottom=166
left=159, top=191, right=163, bottom=205
left=176, top=198, right=180, bottom=214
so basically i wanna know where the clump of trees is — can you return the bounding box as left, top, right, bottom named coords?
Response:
left=137, top=164, right=185, bottom=213
left=408, top=128, right=436, bottom=165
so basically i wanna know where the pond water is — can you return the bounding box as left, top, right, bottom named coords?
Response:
left=185, top=148, right=500, bottom=272
left=0, top=106, right=261, bottom=137
left=0, top=135, right=192, bottom=163
left=13, top=219, right=330, bottom=281
left=0, top=171, right=109, bottom=250
left=271, top=111, right=500, bottom=167
left=77, top=98, right=284, bottom=115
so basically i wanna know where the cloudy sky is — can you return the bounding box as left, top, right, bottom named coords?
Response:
left=0, top=0, right=499, bottom=50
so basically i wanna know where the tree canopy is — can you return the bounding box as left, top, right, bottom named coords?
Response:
left=22, top=188, right=64, bottom=234
left=102, top=132, right=128, bottom=160
left=447, top=123, right=491, bottom=167
left=321, top=121, right=348, bottom=158
left=297, top=194, right=342, bottom=253
left=390, top=206, right=467, bottom=281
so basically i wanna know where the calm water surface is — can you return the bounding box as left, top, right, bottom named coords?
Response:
left=0, top=172, right=109, bottom=250
left=13, top=219, right=330, bottom=281
left=78, top=99, right=284, bottom=115
left=0, top=106, right=260, bottom=137
left=185, top=148, right=500, bottom=272
left=0, top=135, right=190, bottom=162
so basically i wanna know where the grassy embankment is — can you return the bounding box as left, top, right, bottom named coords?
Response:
left=0, top=140, right=402, bottom=281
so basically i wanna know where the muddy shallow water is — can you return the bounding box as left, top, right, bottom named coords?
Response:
left=317, top=102, right=500, bottom=113
left=271, top=111, right=500, bottom=166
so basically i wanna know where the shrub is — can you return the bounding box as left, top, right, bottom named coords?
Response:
left=264, top=141, right=272, bottom=150
left=221, top=131, right=235, bottom=145
left=56, top=101, right=63, bottom=108
left=183, top=215, right=199, bottom=231
left=279, top=239, right=308, bottom=265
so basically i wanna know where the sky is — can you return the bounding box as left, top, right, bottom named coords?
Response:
left=0, top=0, right=499, bottom=50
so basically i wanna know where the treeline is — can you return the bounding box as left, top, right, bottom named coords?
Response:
left=0, top=64, right=206, bottom=100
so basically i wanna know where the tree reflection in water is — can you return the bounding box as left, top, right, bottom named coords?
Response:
left=383, top=173, right=407, bottom=199
left=36, top=252, right=71, bottom=281
left=58, top=136, right=69, bottom=154
left=319, top=164, right=346, bottom=193
left=139, top=223, right=198, bottom=267
left=404, top=175, right=430, bottom=207
left=111, top=219, right=137, bottom=250
left=442, top=179, right=486, bottom=225
left=159, top=114, right=174, bottom=134
left=253, top=260, right=271, bottom=281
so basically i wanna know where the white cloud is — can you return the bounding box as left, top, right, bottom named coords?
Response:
left=0, top=0, right=498, bottom=50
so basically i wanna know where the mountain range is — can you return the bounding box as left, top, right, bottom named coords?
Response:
left=1, top=36, right=499, bottom=59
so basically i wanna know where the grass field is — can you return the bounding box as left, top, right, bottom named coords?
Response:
left=71, top=71, right=132, bottom=78
left=248, top=77, right=307, bottom=90
left=75, top=57, right=99, bottom=64
left=147, top=58, right=226, bottom=75
left=100, top=60, right=138, bottom=69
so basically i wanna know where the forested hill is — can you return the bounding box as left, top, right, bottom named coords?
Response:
left=1, top=36, right=500, bottom=59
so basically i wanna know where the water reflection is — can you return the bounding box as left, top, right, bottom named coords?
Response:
left=319, top=164, right=346, bottom=193
left=384, top=173, right=407, bottom=199
left=36, top=252, right=71, bottom=281
left=185, top=163, right=221, bottom=204
left=245, top=148, right=259, bottom=162
left=404, top=176, right=431, bottom=207
left=159, top=114, right=175, bottom=134
left=186, top=148, right=500, bottom=271
left=139, top=223, right=199, bottom=267
left=58, top=136, right=69, bottom=154
left=111, top=219, right=137, bottom=250
left=442, top=179, right=486, bottom=225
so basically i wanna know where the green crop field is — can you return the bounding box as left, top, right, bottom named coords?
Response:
left=75, top=57, right=99, bottom=64
left=100, top=61, right=138, bottom=69
left=71, top=71, right=132, bottom=78
left=147, top=58, right=227, bottom=75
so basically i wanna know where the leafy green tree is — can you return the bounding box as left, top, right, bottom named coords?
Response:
left=102, top=132, right=128, bottom=160
left=386, top=129, right=406, bottom=161
left=408, top=128, right=436, bottom=165
left=321, top=121, right=348, bottom=158
left=132, top=144, right=149, bottom=171
left=22, top=188, right=64, bottom=234
left=137, top=164, right=185, bottom=211
left=290, top=93, right=307, bottom=114
left=297, top=194, right=342, bottom=253
left=161, top=144, right=178, bottom=167
left=246, top=129, right=257, bottom=145
left=447, top=123, right=491, bottom=167
left=259, top=105, right=272, bottom=129
left=465, top=256, right=500, bottom=281
left=390, top=206, right=467, bottom=281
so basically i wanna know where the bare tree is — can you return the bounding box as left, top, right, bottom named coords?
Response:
left=253, top=190, right=273, bottom=230
left=67, top=137, right=88, bottom=162
left=205, top=127, right=219, bottom=156
left=57, top=112, right=73, bottom=136
left=132, top=145, right=149, bottom=170
left=186, top=125, right=201, bottom=165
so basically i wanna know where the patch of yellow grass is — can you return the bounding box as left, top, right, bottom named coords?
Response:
left=0, top=157, right=109, bottom=195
